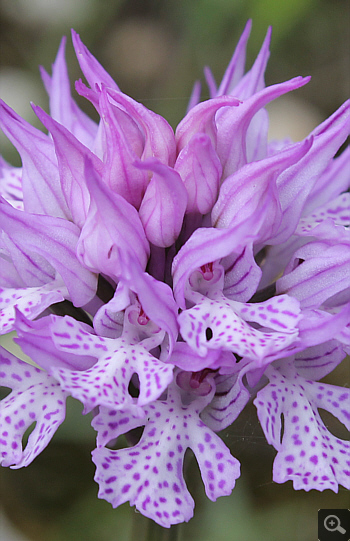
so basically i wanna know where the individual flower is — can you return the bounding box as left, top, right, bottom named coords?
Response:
left=0, top=19, right=349, bottom=528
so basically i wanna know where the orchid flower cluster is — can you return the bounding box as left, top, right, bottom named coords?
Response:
left=0, top=20, right=349, bottom=528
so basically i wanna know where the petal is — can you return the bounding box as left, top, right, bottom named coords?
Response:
left=212, top=139, right=311, bottom=242
left=0, top=346, right=67, bottom=468
left=216, top=76, right=310, bottom=178
left=1, top=231, right=55, bottom=287
left=258, top=235, right=308, bottom=290
left=188, top=260, right=225, bottom=299
left=14, top=311, right=96, bottom=371
left=137, top=158, right=188, bottom=247
left=49, top=316, right=174, bottom=412
left=254, top=365, right=350, bottom=492
left=170, top=342, right=223, bottom=372
left=172, top=214, right=260, bottom=309
left=41, top=36, right=98, bottom=148
left=231, top=26, right=271, bottom=99
left=33, top=104, right=102, bottom=228
left=0, top=203, right=97, bottom=306
left=273, top=100, right=350, bottom=244
left=297, top=193, right=350, bottom=235
left=186, top=80, right=201, bottom=112
left=71, top=30, right=119, bottom=93
left=246, top=108, right=269, bottom=163
left=176, top=96, right=240, bottom=154
left=0, top=282, right=65, bottom=334
left=203, top=66, right=217, bottom=99
left=230, top=293, right=302, bottom=332
left=117, top=249, right=179, bottom=354
left=0, top=251, right=24, bottom=288
left=294, top=340, right=347, bottom=380
left=297, top=218, right=350, bottom=245
left=106, top=88, right=176, bottom=167
left=303, top=147, right=350, bottom=215
left=74, top=78, right=100, bottom=111
left=77, top=157, right=150, bottom=277
left=216, top=19, right=252, bottom=96
left=174, top=133, right=222, bottom=215
left=336, top=322, right=350, bottom=348
left=0, top=156, right=23, bottom=203
left=297, top=305, right=350, bottom=349
left=277, top=241, right=350, bottom=309
left=98, top=92, right=145, bottom=157
left=178, top=295, right=300, bottom=364
left=99, top=89, right=148, bottom=208
left=0, top=101, right=70, bottom=219
left=92, top=385, right=240, bottom=527
left=93, top=282, right=130, bottom=339
left=221, top=244, right=262, bottom=302
left=201, top=369, right=251, bottom=432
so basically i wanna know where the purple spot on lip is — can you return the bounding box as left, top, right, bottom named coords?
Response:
left=105, top=476, right=116, bottom=484
left=267, top=304, right=279, bottom=313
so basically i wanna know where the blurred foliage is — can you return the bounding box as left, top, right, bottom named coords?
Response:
left=0, top=0, right=349, bottom=126
left=0, top=0, right=349, bottom=540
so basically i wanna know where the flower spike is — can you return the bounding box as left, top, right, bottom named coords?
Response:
left=0, top=21, right=349, bottom=528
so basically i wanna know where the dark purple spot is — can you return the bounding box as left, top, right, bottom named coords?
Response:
left=285, top=455, right=295, bottom=462
left=106, top=476, right=117, bottom=484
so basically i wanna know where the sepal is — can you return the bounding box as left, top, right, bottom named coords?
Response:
left=137, top=158, right=187, bottom=247
left=175, top=133, right=222, bottom=215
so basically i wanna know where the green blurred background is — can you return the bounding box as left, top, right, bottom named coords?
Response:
left=0, top=0, right=349, bottom=540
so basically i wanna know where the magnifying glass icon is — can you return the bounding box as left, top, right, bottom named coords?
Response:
left=324, top=515, right=346, bottom=534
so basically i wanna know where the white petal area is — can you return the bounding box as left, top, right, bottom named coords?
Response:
left=49, top=315, right=173, bottom=413
left=178, top=296, right=300, bottom=364
left=0, top=282, right=66, bottom=334
left=92, top=385, right=240, bottom=527
left=0, top=346, right=67, bottom=468
left=254, top=364, right=350, bottom=492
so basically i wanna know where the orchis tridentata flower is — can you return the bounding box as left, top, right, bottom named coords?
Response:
left=0, top=19, right=349, bottom=528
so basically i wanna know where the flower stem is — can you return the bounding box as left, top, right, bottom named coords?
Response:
left=168, top=524, right=181, bottom=541
left=146, top=519, right=181, bottom=541
left=130, top=512, right=181, bottom=541
left=146, top=519, right=164, bottom=541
